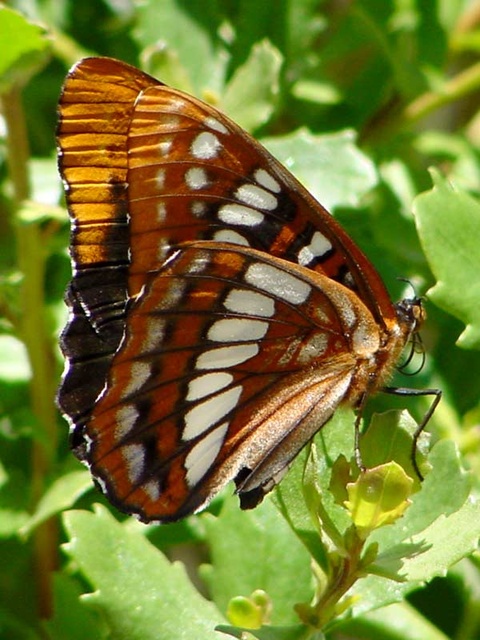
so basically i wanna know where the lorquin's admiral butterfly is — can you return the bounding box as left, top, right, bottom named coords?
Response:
left=57, top=57, right=440, bottom=523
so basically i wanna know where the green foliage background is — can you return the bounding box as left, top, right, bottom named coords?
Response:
left=1, top=1, right=480, bottom=639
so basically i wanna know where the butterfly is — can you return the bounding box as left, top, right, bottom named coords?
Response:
left=57, top=57, right=439, bottom=523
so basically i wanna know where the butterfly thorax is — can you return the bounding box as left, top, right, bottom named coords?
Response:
left=343, top=296, right=424, bottom=410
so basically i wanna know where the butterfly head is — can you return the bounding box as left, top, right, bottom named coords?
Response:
left=395, top=296, right=426, bottom=335
left=394, top=296, right=426, bottom=374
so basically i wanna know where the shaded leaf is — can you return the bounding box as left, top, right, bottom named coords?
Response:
left=222, top=40, right=282, bottom=131
left=202, top=495, right=312, bottom=626
left=263, top=129, right=377, bottom=210
left=413, top=170, right=480, bottom=349
left=63, top=506, right=226, bottom=640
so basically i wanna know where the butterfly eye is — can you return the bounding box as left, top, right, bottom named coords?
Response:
left=57, top=57, right=438, bottom=523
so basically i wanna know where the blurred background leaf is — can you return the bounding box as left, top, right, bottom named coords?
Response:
left=1, top=1, right=480, bottom=639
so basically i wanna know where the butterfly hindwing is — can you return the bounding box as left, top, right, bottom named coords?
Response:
left=82, top=242, right=383, bottom=521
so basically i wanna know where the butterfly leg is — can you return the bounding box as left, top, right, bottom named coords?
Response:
left=382, top=386, right=442, bottom=479
left=353, top=392, right=370, bottom=472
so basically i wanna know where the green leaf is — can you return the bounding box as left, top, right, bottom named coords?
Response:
left=414, top=131, right=480, bottom=194
left=413, top=169, right=480, bottom=349
left=217, top=622, right=314, bottom=640
left=262, top=129, right=377, bottom=210
left=45, top=573, right=105, bottom=640
left=338, top=600, right=450, bottom=640
left=345, top=463, right=413, bottom=537
left=20, top=470, right=92, bottom=536
left=276, top=407, right=478, bottom=621
left=0, top=507, right=29, bottom=538
left=343, top=437, right=479, bottom=617
left=202, top=495, right=312, bottom=626
left=374, top=439, right=471, bottom=547
left=30, top=157, right=63, bottom=207
left=360, top=411, right=429, bottom=486
left=63, top=505, right=226, bottom=639
left=221, top=40, right=282, bottom=131
left=0, top=6, right=50, bottom=90
left=273, top=410, right=354, bottom=567
left=134, top=0, right=229, bottom=94
left=0, top=335, right=31, bottom=382
left=402, top=496, right=480, bottom=582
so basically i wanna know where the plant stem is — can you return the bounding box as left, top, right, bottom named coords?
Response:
left=297, top=529, right=366, bottom=630
left=316, top=533, right=365, bottom=627
left=402, top=60, right=480, bottom=125
left=363, top=60, right=480, bottom=143
left=2, top=88, right=30, bottom=202
left=1, top=85, right=58, bottom=618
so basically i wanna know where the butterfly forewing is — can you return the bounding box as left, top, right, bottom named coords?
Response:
left=57, top=57, right=421, bottom=523
left=57, top=58, right=160, bottom=427
left=127, top=81, right=398, bottom=330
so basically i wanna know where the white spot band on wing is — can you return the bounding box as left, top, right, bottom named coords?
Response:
left=185, top=167, right=209, bottom=190
left=208, top=318, right=269, bottom=342
left=185, top=422, right=229, bottom=486
left=190, top=131, right=221, bottom=159
left=213, top=229, right=250, bottom=246
left=122, top=361, right=152, bottom=397
left=235, top=184, right=277, bottom=210
left=196, top=344, right=259, bottom=369
left=298, top=231, right=333, bottom=266
left=183, top=386, right=242, bottom=440
left=254, top=168, right=281, bottom=193
left=186, top=372, right=234, bottom=402
left=115, top=405, right=140, bottom=440
left=204, top=116, right=229, bottom=134
left=245, top=262, right=312, bottom=305
left=223, top=289, right=275, bottom=318
left=218, top=203, right=264, bottom=227
left=123, top=443, right=145, bottom=484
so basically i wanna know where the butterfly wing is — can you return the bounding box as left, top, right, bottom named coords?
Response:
left=126, top=67, right=396, bottom=328
left=57, top=57, right=411, bottom=522
left=57, top=57, right=398, bottom=424
left=83, top=243, right=382, bottom=522
left=57, top=58, right=158, bottom=425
